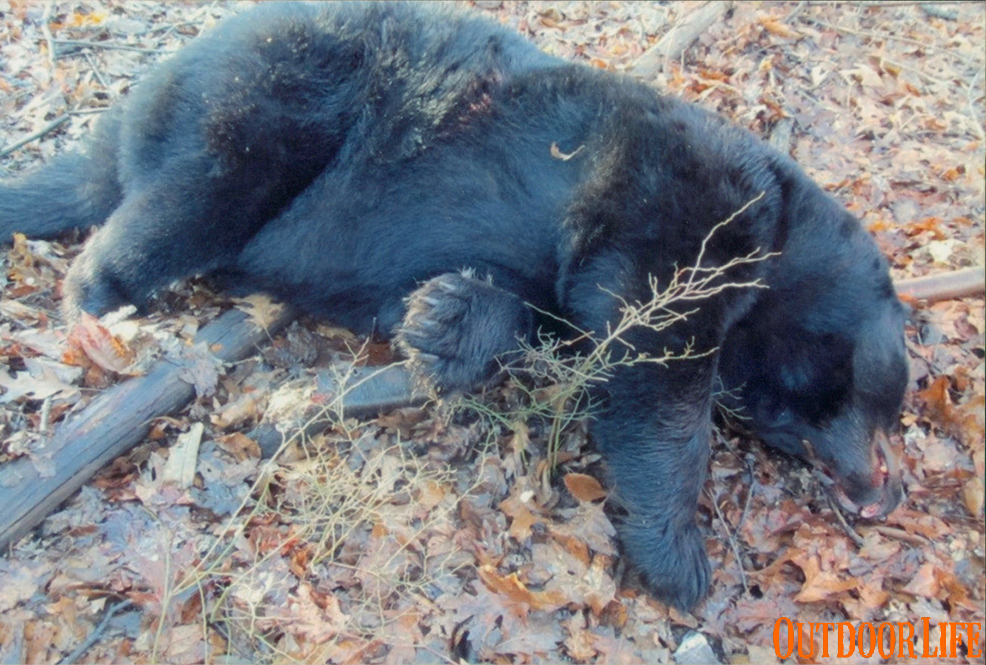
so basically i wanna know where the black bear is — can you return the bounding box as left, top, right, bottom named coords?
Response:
left=0, top=2, right=907, bottom=610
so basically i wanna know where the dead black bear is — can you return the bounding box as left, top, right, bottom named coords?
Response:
left=0, top=2, right=907, bottom=610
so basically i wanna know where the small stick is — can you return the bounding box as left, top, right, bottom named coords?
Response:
left=57, top=599, right=134, bottom=665
left=41, top=5, right=57, bottom=70
left=53, top=39, right=162, bottom=54
left=864, top=524, right=929, bottom=547
left=0, top=115, right=71, bottom=157
left=82, top=50, right=110, bottom=89
left=632, top=1, right=734, bottom=78
left=824, top=491, right=866, bottom=547
left=735, top=453, right=757, bottom=532
left=800, top=15, right=979, bottom=68
left=39, top=396, right=52, bottom=434
left=709, top=487, right=750, bottom=593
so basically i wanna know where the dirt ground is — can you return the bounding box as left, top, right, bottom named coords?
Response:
left=0, top=2, right=983, bottom=663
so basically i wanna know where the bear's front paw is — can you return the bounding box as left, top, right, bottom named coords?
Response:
left=396, top=271, right=531, bottom=393
left=620, top=520, right=711, bottom=611
left=62, top=253, right=134, bottom=321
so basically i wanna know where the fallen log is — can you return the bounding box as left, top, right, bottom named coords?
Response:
left=0, top=305, right=295, bottom=552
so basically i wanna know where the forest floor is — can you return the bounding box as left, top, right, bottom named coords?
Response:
left=0, top=2, right=983, bottom=663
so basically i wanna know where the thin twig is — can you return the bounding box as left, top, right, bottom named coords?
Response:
left=812, top=0, right=959, bottom=6
left=964, top=68, right=986, bottom=144
left=57, top=599, right=134, bottom=665
left=735, top=453, right=757, bottom=532
left=82, top=50, right=110, bottom=88
left=875, top=55, right=941, bottom=85
left=783, top=2, right=806, bottom=25
left=709, top=487, right=750, bottom=594
left=53, top=38, right=163, bottom=54
left=824, top=491, right=866, bottom=547
left=800, top=15, right=980, bottom=68
left=147, top=21, right=203, bottom=37
left=69, top=107, right=109, bottom=116
left=865, top=524, right=930, bottom=548
left=41, top=5, right=57, bottom=70
left=0, top=115, right=70, bottom=157
left=151, top=535, right=175, bottom=662
left=39, top=397, right=52, bottom=434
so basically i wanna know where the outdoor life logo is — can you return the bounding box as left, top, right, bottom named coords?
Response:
left=773, top=618, right=983, bottom=659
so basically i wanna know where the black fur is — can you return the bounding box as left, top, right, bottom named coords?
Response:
left=0, top=2, right=907, bottom=610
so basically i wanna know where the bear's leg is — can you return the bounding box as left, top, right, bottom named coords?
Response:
left=61, top=146, right=306, bottom=319
left=590, top=359, right=716, bottom=610
left=0, top=106, right=124, bottom=241
left=396, top=271, right=533, bottom=392
left=563, top=253, right=722, bottom=609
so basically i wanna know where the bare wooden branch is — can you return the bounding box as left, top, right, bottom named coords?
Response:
left=631, top=1, right=734, bottom=79
left=896, top=267, right=985, bottom=304
left=0, top=305, right=295, bottom=552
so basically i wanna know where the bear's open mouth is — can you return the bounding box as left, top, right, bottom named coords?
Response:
left=806, top=431, right=902, bottom=519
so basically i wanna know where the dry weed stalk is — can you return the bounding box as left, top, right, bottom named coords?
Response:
left=170, top=351, right=470, bottom=662
left=473, top=193, right=772, bottom=470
